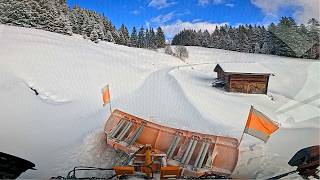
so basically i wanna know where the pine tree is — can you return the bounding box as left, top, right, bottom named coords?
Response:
left=102, top=17, right=117, bottom=42
left=197, top=30, right=203, bottom=46
left=201, top=30, right=210, bottom=47
left=130, top=26, right=138, bottom=47
left=307, top=18, right=320, bottom=40
left=271, top=17, right=298, bottom=57
left=39, top=0, right=72, bottom=35
left=210, top=26, right=220, bottom=48
left=138, top=26, right=146, bottom=48
left=70, top=5, right=81, bottom=34
left=305, top=18, right=320, bottom=59
left=228, top=27, right=237, bottom=51
left=149, top=28, right=156, bottom=49
left=145, top=28, right=150, bottom=48
left=124, top=25, right=130, bottom=45
left=53, top=0, right=72, bottom=35
left=118, top=24, right=130, bottom=45
left=90, top=29, right=99, bottom=43
left=264, top=23, right=278, bottom=55
left=219, top=26, right=228, bottom=49
left=234, top=25, right=250, bottom=52
left=247, top=25, right=260, bottom=53
left=156, top=27, right=166, bottom=48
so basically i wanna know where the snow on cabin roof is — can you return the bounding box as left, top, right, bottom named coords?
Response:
left=215, top=63, right=274, bottom=75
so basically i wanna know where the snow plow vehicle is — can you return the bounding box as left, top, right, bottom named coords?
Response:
left=104, top=109, right=239, bottom=179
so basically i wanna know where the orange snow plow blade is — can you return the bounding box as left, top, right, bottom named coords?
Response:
left=104, top=110, right=239, bottom=178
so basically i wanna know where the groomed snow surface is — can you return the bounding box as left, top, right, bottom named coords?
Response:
left=0, top=25, right=319, bottom=179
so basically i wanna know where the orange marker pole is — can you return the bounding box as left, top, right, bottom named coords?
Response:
left=107, top=85, right=112, bottom=114
left=102, top=84, right=112, bottom=114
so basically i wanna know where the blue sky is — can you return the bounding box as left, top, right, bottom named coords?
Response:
left=67, top=0, right=319, bottom=38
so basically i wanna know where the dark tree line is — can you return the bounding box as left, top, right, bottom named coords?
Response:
left=128, top=26, right=166, bottom=49
left=0, top=0, right=166, bottom=48
left=172, top=17, right=320, bottom=59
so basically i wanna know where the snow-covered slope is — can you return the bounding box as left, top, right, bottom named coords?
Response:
left=0, top=25, right=319, bottom=179
left=0, top=25, right=181, bottom=178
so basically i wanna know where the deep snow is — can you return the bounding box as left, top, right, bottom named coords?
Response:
left=0, top=25, right=319, bottom=179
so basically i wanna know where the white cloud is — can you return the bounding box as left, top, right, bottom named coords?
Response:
left=198, top=0, right=225, bottom=6
left=251, top=0, right=320, bottom=23
left=151, top=12, right=175, bottom=24
left=161, top=20, right=228, bottom=38
left=225, top=3, right=234, bottom=7
left=198, top=0, right=209, bottom=6
left=192, top=19, right=202, bottom=23
left=148, top=0, right=176, bottom=9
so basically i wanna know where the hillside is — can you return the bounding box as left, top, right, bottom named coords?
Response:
left=0, top=25, right=319, bottom=178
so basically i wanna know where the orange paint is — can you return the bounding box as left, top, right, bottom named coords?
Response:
left=102, top=85, right=110, bottom=105
left=245, top=106, right=279, bottom=141
left=113, top=166, right=134, bottom=176
left=160, top=166, right=181, bottom=178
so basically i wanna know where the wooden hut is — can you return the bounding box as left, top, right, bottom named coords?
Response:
left=213, top=63, right=273, bottom=94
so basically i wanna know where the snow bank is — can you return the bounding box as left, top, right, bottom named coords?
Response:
left=0, top=25, right=180, bottom=178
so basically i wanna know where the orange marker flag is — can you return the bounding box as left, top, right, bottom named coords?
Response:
left=102, top=85, right=110, bottom=106
left=243, top=106, right=280, bottom=143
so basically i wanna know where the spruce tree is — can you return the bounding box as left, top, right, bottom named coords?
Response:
left=228, top=27, right=237, bottom=51
left=156, top=27, right=166, bottom=48
left=149, top=28, right=156, bottom=49
left=219, top=26, right=228, bottom=50
left=118, top=24, right=130, bottom=45
left=145, top=28, right=150, bottom=48
left=307, top=18, right=320, bottom=39
left=90, top=29, right=99, bottom=43
left=273, top=17, right=297, bottom=57
left=102, top=17, right=117, bottom=42
left=210, top=26, right=220, bottom=48
left=138, top=26, right=146, bottom=48
left=130, top=26, right=138, bottom=47
left=305, top=18, right=320, bottom=59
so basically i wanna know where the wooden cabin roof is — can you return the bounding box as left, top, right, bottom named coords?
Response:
left=214, top=63, right=274, bottom=75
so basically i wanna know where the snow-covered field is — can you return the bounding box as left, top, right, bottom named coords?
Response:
left=0, top=25, right=319, bottom=179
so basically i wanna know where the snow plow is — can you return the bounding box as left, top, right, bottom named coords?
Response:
left=104, top=109, right=239, bottom=178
